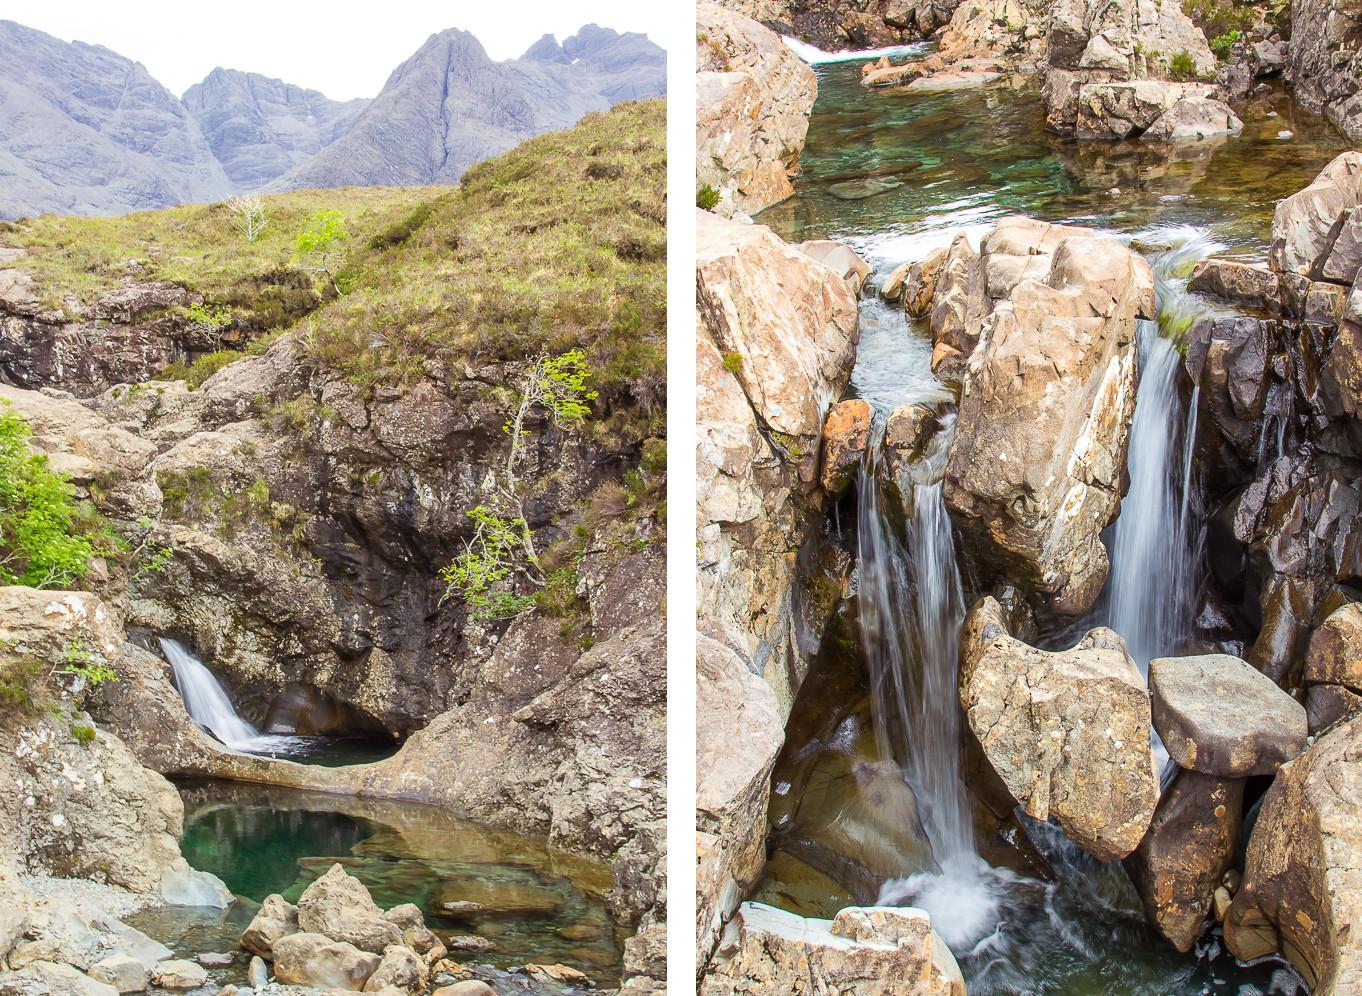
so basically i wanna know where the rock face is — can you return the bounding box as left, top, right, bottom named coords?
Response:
left=1125, top=771, right=1244, bottom=952
left=1225, top=714, right=1362, bottom=991
left=182, top=69, right=369, bottom=188
left=1286, top=0, right=1362, bottom=142
left=714, top=0, right=966, bottom=48
left=696, top=4, right=818, bottom=217
left=1272, top=151, right=1362, bottom=279
left=702, top=903, right=963, bottom=995
left=1305, top=604, right=1362, bottom=728
left=0, top=19, right=231, bottom=218
left=1149, top=654, right=1308, bottom=777
left=272, top=26, right=663, bottom=192
left=695, top=209, right=858, bottom=959
left=940, top=218, right=1154, bottom=619
left=960, top=596, right=1159, bottom=861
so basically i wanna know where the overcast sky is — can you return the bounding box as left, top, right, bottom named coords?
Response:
left=11, top=1, right=671, bottom=100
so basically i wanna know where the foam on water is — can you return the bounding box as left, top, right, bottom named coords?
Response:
left=781, top=36, right=929, bottom=65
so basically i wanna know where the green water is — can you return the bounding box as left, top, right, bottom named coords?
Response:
left=131, top=780, right=624, bottom=988
left=756, top=58, right=1333, bottom=996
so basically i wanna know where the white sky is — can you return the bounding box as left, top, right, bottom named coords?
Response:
left=5, top=1, right=671, bottom=100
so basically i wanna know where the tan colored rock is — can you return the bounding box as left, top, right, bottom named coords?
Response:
left=695, top=636, right=785, bottom=963
left=1187, top=259, right=1282, bottom=313
left=150, top=959, right=208, bottom=991
left=1149, top=654, right=1307, bottom=777
left=702, top=903, right=963, bottom=995
left=1142, top=95, right=1243, bottom=142
left=696, top=3, right=817, bottom=216
left=271, top=932, right=380, bottom=991
left=363, top=945, right=426, bottom=993
left=798, top=241, right=871, bottom=296
left=240, top=893, right=299, bottom=956
left=819, top=399, right=872, bottom=496
left=0, top=961, right=118, bottom=995
left=881, top=261, right=914, bottom=302
left=943, top=218, right=1153, bottom=619
left=297, top=865, right=402, bottom=955
left=960, top=597, right=1158, bottom=861
left=1225, top=714, right=1362, bottom=992
left=432, top=983, right=495, bottom=996
left=1272, top=151, right=1362, bottom=279
left=1125, top=771, right=1243, bottom=952
left=88, top=953, right=146, bottom=993
left=903, top=247, right=948, bottom=319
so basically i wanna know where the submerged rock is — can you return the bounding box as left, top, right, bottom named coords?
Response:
left=1125, top=771, right=1244, bottom=952
left=960, top=597, right=1158, bottom=862
left=701, top=903, right=963, bottom=995
left=942, top=218, right=1154, bottom=619
left=1225, top=714, right=1362, bottom=991
left=1149, top=654, right=1307, bottom=777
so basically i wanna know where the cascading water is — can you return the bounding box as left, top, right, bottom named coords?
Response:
left=161, top=637, right=264, bottom=750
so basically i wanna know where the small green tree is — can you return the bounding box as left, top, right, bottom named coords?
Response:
left=0, top=406, right=98, bottom=588
left=292, top=210, right=349, bottom=295
left=443, top=350, right=598, bottom=618
left=183, top=302, right=234, bottom=351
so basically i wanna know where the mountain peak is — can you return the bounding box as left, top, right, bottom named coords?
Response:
left=522, top=33, right=569, bottom=64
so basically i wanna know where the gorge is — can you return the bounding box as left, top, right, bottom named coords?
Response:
left=697, top=1, right=1362, bottom=992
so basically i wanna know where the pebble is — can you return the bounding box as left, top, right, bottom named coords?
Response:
left=198, top=951, right=234, bottom=967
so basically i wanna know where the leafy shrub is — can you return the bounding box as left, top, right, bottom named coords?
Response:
left=158, top=349, right=241, bottom=388
left=1168, top=50, right=1197, bottom=79
left=292, top=210, right=349, bottom=295
left=697, top=184, right=721, bottom=210
left=1210, top=29, right=1241, bottom=60
left=0, top=405, right=100, bottom=588
left=722, top=352, right=743, bottom=375
left=62, top=639, right=117, bottom=688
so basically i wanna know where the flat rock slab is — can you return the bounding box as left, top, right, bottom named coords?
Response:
left=1150, top=654, right=1307, bottom=777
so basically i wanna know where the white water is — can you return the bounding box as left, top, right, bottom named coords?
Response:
left=160, top=637, right=309, bottom=757
left=781, top=36, right=928, bottom=65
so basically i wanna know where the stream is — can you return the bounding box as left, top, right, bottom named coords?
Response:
left=756, top=53, right=1348, bottom=996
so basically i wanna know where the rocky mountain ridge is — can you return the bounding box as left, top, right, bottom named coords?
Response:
left=0, top=18, right=665, bottom=219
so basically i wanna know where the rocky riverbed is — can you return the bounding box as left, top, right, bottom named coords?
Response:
left=697, top=1, right=1362, bottom=992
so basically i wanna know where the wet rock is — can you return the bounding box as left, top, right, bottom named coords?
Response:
left=1225, top=714, right=1362, bottom=991
left=247, top=956, right=268, bottom=989
left=1125, top=771, right=1244, bottom=952
left=1187, top=260, right=1281, bottom=314
left=902, top=247, right=948, bottom=319
left=1272, top=151, right=1362, bottom=279
left=880, top=261, right=914, bottom=302
left=943, top=218, right=1153, bottom=619
left=150, top=960, right=208, bottom=990
left=197, top=952, right=233, bottom=967
left=695, top=4, right=817, bottom=216
left=1142, top=95, right=1243, bottom=142
left=431, top=879, right=563, bottom=920
left=362, top=945, right=426, bottom=993
left=241, top=894, right=299, bottom=956
left=432, top=983, right=495, bottom=996
left=297, top=865, right=402, bottom=954
left=1305, top=683, right=1362, bottom=733
left=271, top=932, right=380, bottom=990
left=798, top=240, right=871, bottom=296
left=88, top=954, right=146, bottom=993
left=701, top=903, right=963, bottom=995
left=819, top=399, right=872, bottom=496
left=1149, top=654, right=1307, bottom=777
left=960, top=597, right=1158, bottom=861
left=1305, top=602, right=1362, bottom=691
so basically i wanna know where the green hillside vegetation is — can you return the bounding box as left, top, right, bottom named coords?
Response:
left=0, top=99, right=666, bottom=444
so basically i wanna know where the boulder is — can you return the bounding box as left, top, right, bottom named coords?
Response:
left=1306, top=684, right=1362, bottom=734
left=943, top=218, right=1153, bottom=619
left=1142, top=95, right=1243, bottom=142
left=149, top=960, right=208, bottom=990
left=798, top=241, right=871, bottom=296
left=1149, top=654, right=1307, bottom=777
left=1225, top=714, right=1362, bottom=991
left=902, top=247, right=948, bottom=320
left=959, top=597, right=1158, bottom=861
left=881, top=261, right=913, bottom=302
left=296, top=865, right=401, bottom=954
left=432, top=983, right=496, bottom=996
left=240, top=894, right=299, bottom=956
left=696, top=3, right=817, bottom=216
left=0, top=961, right=118, bottom=995
left=270, top=932, right=380, bottom=991
left=819, top=399, right=872, bottom=496
left=159, top=857, right=232, bottom=908
left=362, top=945, right=426, bottom=993
left=1125, top=771, right=1244, bottom=952
left=87, top=955, right=146, bottom=994
left=1073, top=81, right=1218, bottom=141
left=701, top=903, right=963, bottom=995
left=1271, top=151, right=1362, bottom=280
left=1187, top=260, right=1282, bottom=313
left=1305, top=602, right=1362, bottom=692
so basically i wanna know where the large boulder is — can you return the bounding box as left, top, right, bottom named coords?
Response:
left=696, top=3, right=818, bottom=216
left=943, top=218, right=1154, bottom=619
left=960, top=597, right=1158, bottom=861
left=1225, top=714, right=1362, bottom=991
left=1149, top=654, right=1307, bottom=777
left=270, top=932, right=381, bottom=990
left=701, top=903, right=963, bottom=995
left=241, top=894, right=300, bottom=956
left=1125, top=771, right=1243, bottom=952
left=296, top=864, right=402, bottom=955
left=1271, top=152, right=1362, bottom=281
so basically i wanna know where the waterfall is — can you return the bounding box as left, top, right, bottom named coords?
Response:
left=160, top=637, right=264, bottom=751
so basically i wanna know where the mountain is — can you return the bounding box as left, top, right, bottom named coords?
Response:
left=0, top=19, right=231, bottom=219
left=183, top=68, right=370, bottom=188
left=269, top=25, right=666, bottom=191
